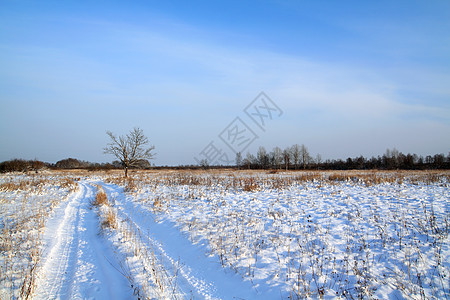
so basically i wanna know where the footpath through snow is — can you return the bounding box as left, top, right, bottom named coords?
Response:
left=34, top=180, right=273, bottom=299
left=33, top=181, right=132, bottom=299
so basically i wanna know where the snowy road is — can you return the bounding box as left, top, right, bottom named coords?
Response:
left=33, top=180, right=272, bottom=299
left=101, top=182, right=277, bottom=299
left=33, top=181, right=133, bottom=299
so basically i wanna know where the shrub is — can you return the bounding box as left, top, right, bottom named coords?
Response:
left=0, top=159, right=46, bottom=173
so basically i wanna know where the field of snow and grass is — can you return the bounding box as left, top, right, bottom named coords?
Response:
left=1, top=170, right=449, bottom=299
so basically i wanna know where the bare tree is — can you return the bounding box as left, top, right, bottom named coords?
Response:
left=273, top=146, right=283, bottom=169
left=291, top=144, right=300, bottom=169
left=300, top=144, right=310, bottom=169
left=257, top=146, right=269, bottom=169
left=104, top=127, right=155, bottom=177
left=283, top=147, right=291, bottom=170
left=199, top=158, right=209, bottom=169
left=316, top=153, right=322, bottom=169
left=245, top=152, right=255, bottom=169
left=235, top=152, right=242, bottom=170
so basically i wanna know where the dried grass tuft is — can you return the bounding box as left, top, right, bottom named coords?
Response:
left=243, top=178, right=258, bottom=192
left=101, top=210, right=117, bottom=229
left=93, top=188, right=108, bottom=207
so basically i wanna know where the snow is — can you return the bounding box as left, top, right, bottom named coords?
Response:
left=1, top=171, right=449, bottom=299
left=101, top=181, right=276, bottom=299
left=115, top=172, right=450, bottom=299
left=33, top=181, right=132, bottom=299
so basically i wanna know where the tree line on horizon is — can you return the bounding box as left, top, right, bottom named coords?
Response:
left=2, top=127, right=447, bottom=174
left=1, top=147, right=448, bottom=173
left=233, top=145, right=450, bottom=170
left=0, top=157, right=153, bottom=173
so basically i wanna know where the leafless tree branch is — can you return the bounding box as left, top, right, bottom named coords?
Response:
left=104, top=127, right=155, bottom=177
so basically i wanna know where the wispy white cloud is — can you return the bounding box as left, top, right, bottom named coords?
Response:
left=1, top=6, right=449, bottom=164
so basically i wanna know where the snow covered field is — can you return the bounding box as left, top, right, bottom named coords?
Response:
left=1, top=170, right=449, bottom=299
left=0, top=174, right=78, bottom=298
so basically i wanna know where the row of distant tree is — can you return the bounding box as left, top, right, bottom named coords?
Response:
left=0, top=158, right=151, bottom=173
left=1, top=147, right=449, bottom=173
left=234, top=145, right=450, bottom=170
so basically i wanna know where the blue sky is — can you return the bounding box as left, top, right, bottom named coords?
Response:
left=1, top=0, right=449, bottom=165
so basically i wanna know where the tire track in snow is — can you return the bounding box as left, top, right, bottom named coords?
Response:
left=33, top=181, right=132, bottom=299
left=102, top=183, right=218, bottom=299
left=34, top=182, right=84, bottom=299
left=102, top=183, right=269, bottom=300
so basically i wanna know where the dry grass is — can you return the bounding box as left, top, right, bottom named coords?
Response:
left=123, top=169, right=449, bottom=299
left=325, top=170, right=450, bottom=186
left=0, top=175, right=79, bottom=193
left=0, top=178, right=46, bottom=192
left=0, top=180, right=29, bottom=191
left=91, top=183, right=181, bottom=298
left=242, top=177, right=258, bottom=192
left=124, top=177, right=137, bottom=192
left=92, top=186, right=118, bottom=231
left=104, top=175, right=139, bottom=193
left=2, top=169, right=443, bottom=299
left=104, top=170, right=449, bottom=197
left=58, top=177, right=78, bottom=191
left=93, top=188, right=108, bottom=207
left=0, top=173, right=79, bottom=299
left=102, top=209, right=117, bottom=230
left=110, top=204, right=182, bottom=299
